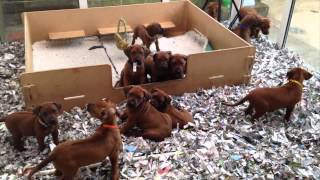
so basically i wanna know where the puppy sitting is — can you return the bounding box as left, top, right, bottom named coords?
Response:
left=151, top=88, right=193, bottom=129
left=223, top=67, right=312, bottom=123
left=169, top=54, right=188, bottom=80
left=132, top=23, right=161, bottom=51
left=120, top=86, right=172, bottom=141
left=232, top=14, right=261, bottom=42
left=116, top=44, right=150, bottom=87
left=0, top=102, right=62, bottom=151
left=239, top=7, right=271, bottom=38
left=145, top=51, right=172, bottom=82
left=25, top=99, right=121, bottom=180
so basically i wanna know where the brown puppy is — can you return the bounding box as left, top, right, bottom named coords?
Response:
left=169, top=54, right=188, bottom=80
left=25, top=99, right=121, bottom=180
left=232, top=14, right=260, bottom=42
left=206, top=2, right=219, bottom=20
left=223, top=68, right=312, bottom=123
left=146, top=22, right=164, bottom=37
left=132, top=24, right=160, bottom=51
left=151, top=88, right=193, bottom=129
left=145, top=51, right=172, bottom=82
left=0, top=102, right=61, bottom=151
left=120, top=86, right=172, bottom=141
left=239, top=7, right=271, bottom=38
left=117, top=44, right=150, bottom=87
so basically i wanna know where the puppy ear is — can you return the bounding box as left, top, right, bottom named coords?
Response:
left=303, top=70, right=312, bottom=80
left=33, top=105, right=42, bottom=116
left=123, top=46, right=132, bottom=59
left=286, top=70, right=295, bottom=79
left=123, top=86, right=133, bottom=97
left=165, top=95, right=172, bottom=105
left=182, top=55, right=188, bottom=62
left=53, top=103, right=62, bottom=112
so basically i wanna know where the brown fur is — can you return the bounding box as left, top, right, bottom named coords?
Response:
left=151, top=88, right=193, bottom=128
left=116, top=45, right=150, bottom=87
left=232, top=14, right=260, bottom=42
left=146, top=22, right=164, bottom=37
left=145, top=51, right=172, bottom=82
left=132, top=24, right=160, bottom=51
left=223, top=68, right=312, bottom=123
left=169, top=54, right=188, bottom=80
left=239, top=7, right=271, bottom=38
left=25, top=99, right=122, bottom=180
left=0, top=102, right=62, bottom=151
left=206, top=2, right=219, bottom=20
left=120, top=86, right=172, bottom=141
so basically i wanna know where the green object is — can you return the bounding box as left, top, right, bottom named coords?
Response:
left=222, top=0, right=231, bottom=8
left=205, top=42, right=214, bottom=52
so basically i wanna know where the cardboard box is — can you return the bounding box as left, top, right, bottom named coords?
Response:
left=21, top=0, right=255, bottom=110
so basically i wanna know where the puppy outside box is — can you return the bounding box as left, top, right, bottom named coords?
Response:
left=21, top=0, right=255, bottom=111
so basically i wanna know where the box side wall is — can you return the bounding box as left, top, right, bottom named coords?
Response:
left=23, top=14, right=33, bottom=73
left=21, top=47, right=255, bottom=110
left=25, top=1, right=187, bottom=43
left=185, top=1, right=250, bottom=50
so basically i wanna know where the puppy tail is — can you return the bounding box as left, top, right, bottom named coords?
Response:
left=222, top=96, right=248, bottom=107
left=26, top=154, right=55, bottom=178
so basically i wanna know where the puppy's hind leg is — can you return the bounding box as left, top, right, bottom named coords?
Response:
left=12, top=134, right=25, bottom=151
left=250, top=109, right=265, bottom=124
left=245, top=104, right=253, bottom=116
left=110, top=151, right=120, bottom=180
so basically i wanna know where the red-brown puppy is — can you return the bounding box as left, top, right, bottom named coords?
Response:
left=25, top=99, right=121, bottom=180
left=232, top=14, right=260, bottom=42
left=239, top=7, right=271, bottom=38
left=120, top=86, right=172, bottom=141
left=145, top=51, right=172, bottom=82
left=117, top=45, right=150, bottom=87
left=0, top=102, right=61, bottom=151
left=151, top=88, right=193, bottom=129
left=132, top=24, right=160, bottom=51
left=169, top=54, right=188, bottom=80
left=223, top=67, right=312, bottom=123
left=206, top=2, right=219, bottom=20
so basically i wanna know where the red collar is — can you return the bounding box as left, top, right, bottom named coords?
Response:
left=102, top=124, right=118, bottom=129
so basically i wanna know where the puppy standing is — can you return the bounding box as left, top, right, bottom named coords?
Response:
left=223, top=68, right=312, bottom=123
left=151, top=88, right=193, bottom=129
left=145, top=51, right=172, bottom=82
left=120, top=86, right=172, bottom=141
left=0, top=102, right=61, bottom=151
left=239, top=7, right=271, bottom=38
left=132, top=23, right=161, bottom=51
left=25, top=99, right=122, bottom=180
left=117, top=45, right=150, bottom=87
left=232, top=14, right=260, bottom=42
left=169, top=54, right=188, bottom=80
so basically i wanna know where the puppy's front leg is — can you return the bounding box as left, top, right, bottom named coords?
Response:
left=155, top=39, right=160, bottom=51
left=284, top=105, right=295, bottom=122
left=52, top=129, right=59, bottom=145
left=110, top=151, right=120, bottom=180
left=120, top=118, right=135, bottom=134
left=36, top=134, right=46, bottom=151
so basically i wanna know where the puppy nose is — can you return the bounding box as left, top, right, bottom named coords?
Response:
left=86, top=103, right=94, bottom=112
left=127, top=99, right=136, bottom=107
left=48, top=118, right=57, bottom=125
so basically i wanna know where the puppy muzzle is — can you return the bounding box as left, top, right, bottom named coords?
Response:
left=127, top=99, right=138, bottom=108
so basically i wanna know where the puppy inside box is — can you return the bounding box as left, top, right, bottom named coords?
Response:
left=32, top=30, right=214, bottom=86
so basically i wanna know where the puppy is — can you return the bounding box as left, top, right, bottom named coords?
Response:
left=132, top=24, right=160, bottom=51
left=25, top=99, right=121, bottom=180
left=120, top=86, right=172, bottom=141
left=116, top=44, right=150, bottom=87
left=145, top=51, right=172, bottom=82
left=151, top=88, right=193, bottom=128
left=232, top=14, right=260, bottom=42
left=0, top=102, right=61, bottom=151
left=239, top=7, right=271, bottom=38
left=169, top=54, right=188, bottom=80
left=206, top=2, right=219, bottom=20
left=222, top=67, right=312, bottom=123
